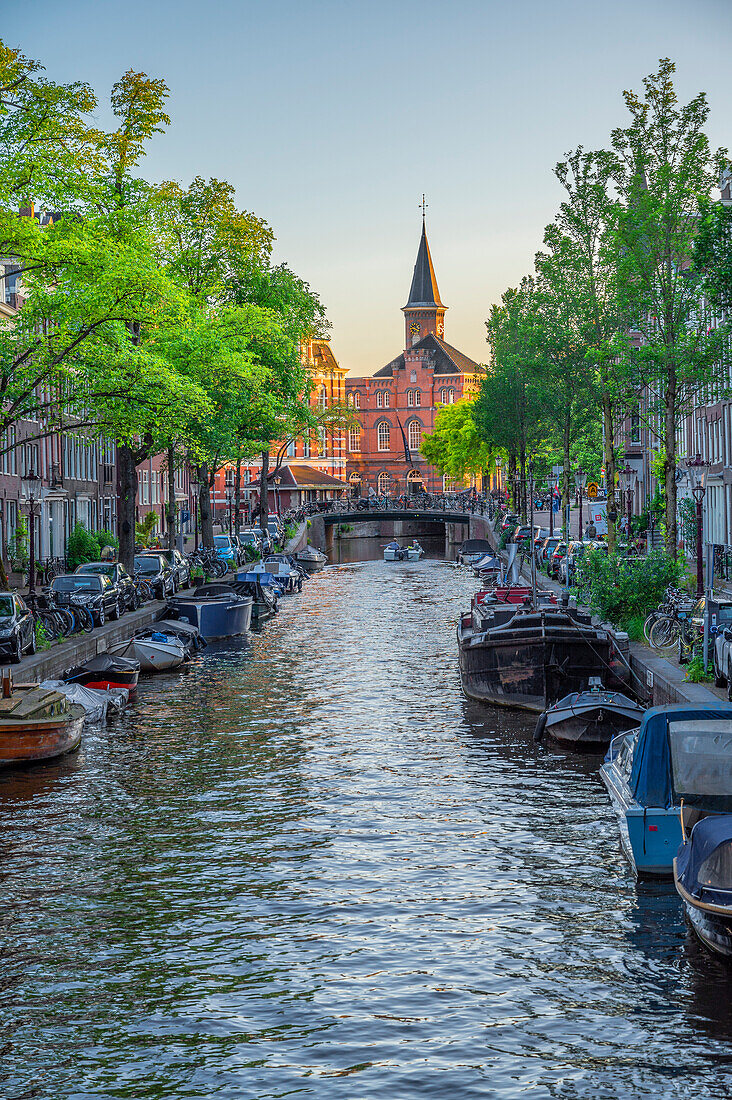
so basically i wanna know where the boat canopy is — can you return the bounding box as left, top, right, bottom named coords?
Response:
left=460, top=539, right=493, bottom=554
left=629, top=704, right=732, bottom=808
left=676, top=815, right=732, bottom=905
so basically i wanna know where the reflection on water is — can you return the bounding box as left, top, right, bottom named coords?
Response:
left=332, top=534, right=447, bottom=563
left=0, top=558, right=730, bottom=1098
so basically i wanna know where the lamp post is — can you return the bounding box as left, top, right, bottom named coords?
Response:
left=190, top=472, right=200, bottom=552
left=574, top=467, right=587, bottom=541
left=20, top=468, right=42, bottom=610
left=274, top=474, right=282, bottom=517
left=688, top=454, right=710, bottom=598
left=620, top=463, right=633, bottom=552
left=494, top=453, right=502, bottom=495
left=549, top=475, right=556, bottom=539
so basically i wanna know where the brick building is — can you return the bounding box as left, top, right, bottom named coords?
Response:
left=345, top=219, right=482, bottom=497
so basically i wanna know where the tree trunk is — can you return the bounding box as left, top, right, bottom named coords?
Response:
left=117, top=444, right=138, bottom=571
left=167, top=443, right=176, bottom=550
left=602, top=388, right=616, bottom=552
left=508, top=452, right=517, bottom=510
left=563, top=414, right=572, bottom=540
left=199, top=463, right=214, bottom=548
left=519, top=452, right=527, bottom=521
left=259, top=450, right=269, bottom=531
left=234, top=457, right=241, bottom=537
left=665, top=364, right=677, bottom=557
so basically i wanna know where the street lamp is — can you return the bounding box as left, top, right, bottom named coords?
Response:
left=494, top=453, right=502, bottom=495
left=20, top=467, right=42, bottom=610
left=688, top=453, right=710, bottom=598
left=274, top=474, right=282, bottom=517
left=620, top=463, right=634, bottom=551
left=190, top=471, right=200, bottom=552
left=574, top=467, right=587, bottom=542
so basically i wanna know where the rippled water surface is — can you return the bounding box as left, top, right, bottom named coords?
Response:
left=2, top=556, right=732, bottom=1099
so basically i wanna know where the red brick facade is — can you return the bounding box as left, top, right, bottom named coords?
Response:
left=345, top=221, right=481, bottom=497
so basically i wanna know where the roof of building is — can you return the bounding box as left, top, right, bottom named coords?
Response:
left=371, top=333, right=482, bottom=379
left=277, top=464, right=347, bottom=490
left=404, top=221, right=443, bottom=308
left=311, top=338, right=347, bottom=375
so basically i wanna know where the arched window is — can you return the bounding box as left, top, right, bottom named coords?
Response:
left=440, top=388, right=447, bottom=403
left=377, top=422, right=390, bottom=452
left=347, top=393, right=354, bottom=407
left=448, top=388, right=455, bottom=404
left=407, top=390, right=414, bottom=407
left=383, top=391, right=390, bottom=408
left=348, top=426, right=361, bottom=452
left=376, top=391, right=383, bottom=408
left=354, top=392, right=360, bottom=409
left=408, top=420, right=422, bottom=451
left=318, top=386, right=327, bottom=410
left=407, top=469, right=423, bottom=494
left=377, top=472, right=390, bottom=495
left=348, top=472, right=361, bottom=497
left=415, top=391, right=421, bottom=407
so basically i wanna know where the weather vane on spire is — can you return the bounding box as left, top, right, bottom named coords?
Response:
left=420, top=194, right=428, bottom=222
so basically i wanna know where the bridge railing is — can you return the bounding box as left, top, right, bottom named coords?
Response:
left=283, top=494, right=500, bottom=524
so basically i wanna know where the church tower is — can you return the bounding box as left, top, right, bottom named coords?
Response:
left=402, top=218, right=447, bottom=349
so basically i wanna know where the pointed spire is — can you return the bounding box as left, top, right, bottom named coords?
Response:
left=405, top=219, right=443, bottom=308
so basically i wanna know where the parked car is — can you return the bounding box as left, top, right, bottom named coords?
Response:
left=538, top=535, right=562, bottom=567
left=134, top=554, right=176, bottom=600
left=501, top=512, right=519, bottom=532
left=213, top=534, right=238, bottom=569
left=51, top=573, right=122, bottom=626
left=712, top=605, right=732, bottom=693
left=152, top=548, right=191, bottom=591
left=0, top=591, right=35, bottom=662
left=559, top=540, right=607, bottom=585
left=237, top=529, right=263, bottom=559
left=76, top=561, right=137, bottom=611
left=547, top=541, right=568, bottom=579
left=267, top=520, right=283, bottom=548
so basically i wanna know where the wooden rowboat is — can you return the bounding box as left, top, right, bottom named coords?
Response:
left=0, top=683, right=84, bottom=767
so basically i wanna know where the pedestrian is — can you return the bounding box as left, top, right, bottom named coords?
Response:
left=585, top=519, right=597, bottom=539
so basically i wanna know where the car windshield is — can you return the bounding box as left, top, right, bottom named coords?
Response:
left=214, top=536, right=232, bottom=548
left=78, top=563, right=114, bottom=577
left=135, top=557, right=161, bottom=574
left=53, top=576, right=101, bottom=592
left=0, top=595, right=14, bottom=617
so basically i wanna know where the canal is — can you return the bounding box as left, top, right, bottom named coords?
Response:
left=1, top=553, right=732, bottom=1098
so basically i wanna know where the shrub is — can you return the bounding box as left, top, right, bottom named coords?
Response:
left=135, top=513, right=158, bottom=548
left=8, top=516, right=29, bottom=572
left=34, top=620, right=52, bottom=650
left=574, top=548, right=686, bottom=629
left=95, top=528, right=119, bottom=556
left=685, top=653, right=714, bottom=683
left=66, top=522, right=100, bottom=569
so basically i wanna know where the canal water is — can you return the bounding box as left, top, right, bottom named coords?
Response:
left=1, top=554, right=732, bottom=1099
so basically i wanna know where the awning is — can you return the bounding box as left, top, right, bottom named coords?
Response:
left=273, top=464, right=348, bottom=491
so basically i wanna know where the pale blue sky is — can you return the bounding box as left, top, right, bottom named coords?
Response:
left=5, top=0, right=732, bottom=374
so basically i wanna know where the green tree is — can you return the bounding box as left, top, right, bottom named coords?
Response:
left=420, top=399, right=493, bottom=484
left=609, top=58, right=728, bottom=555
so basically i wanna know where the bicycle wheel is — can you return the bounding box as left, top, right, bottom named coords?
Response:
left=77, top=605, right=95, bottom=633
left=649, top=615, right=680, bottom=654
left=56, top=608, right=75, bottom=637
left=643, top=611, right=659, bottom=644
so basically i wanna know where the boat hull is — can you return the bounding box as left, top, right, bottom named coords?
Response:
left=0, top=710, right=83, bottom=767
left=168, top=596, right=252, bottom=640
left=458, top=619, right=617, bottom=714
left=600, top=760, right=681, bottom=877
left=545, top=707, right=642, bottom=752
left=684, top=900, right=732, bottom=957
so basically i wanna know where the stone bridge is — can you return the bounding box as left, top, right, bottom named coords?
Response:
left=307, top=507, right=496, bottom=557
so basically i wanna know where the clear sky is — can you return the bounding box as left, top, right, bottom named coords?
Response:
left=5, top=0, right=732, bottom=375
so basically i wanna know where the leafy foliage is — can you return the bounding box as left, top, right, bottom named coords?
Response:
left=574, top=548, right=686, bottom=627
left=420, top=400, right=493, bottom=481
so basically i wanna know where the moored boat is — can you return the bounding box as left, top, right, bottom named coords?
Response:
left=295, top=545, right=328, bottom=570
left=600, top=703, right=732, bottom=877
left=457, top=598, right=624, bottom=713
left=167, top=588, right=253, bottom=639
left=384, top=541, right=404, bottom=562
left=109, top=629, right=187, bottom=674
left=534, top=678, right=644, bottom=752
left=64, top=653, right=140, bottom=696
left=675, top=816, right=732, bottom=959
left=405, top=542, right=424, bottom=561
left=0, top=683, right=84, bottom=766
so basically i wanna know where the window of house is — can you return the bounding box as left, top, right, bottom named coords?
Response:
left=348, top=427, right=361, bottom=452
left=377, top=391, right=383, bottom=408
left=448, top=388, right=455, bottom=404
left=377, top=422, right=390, bottom=452
left=286, top=438, right=296, bottom=457
left=141, top=470, right=149, bottom=504
left=318, top=386, right=327, bottom=410
left=415, top=391, right=421, bottom=407
left=630, top=411, right=640, bottom=443
left=384, top=391, right=390, bottom=408
left=318, top=427, right=327, bottom=453
left=408, top=390, right=414, bottom=407
left=347, top=393, right=353, bottom=407
left=303, top=436, right=311, bottom=458
left=410, top=370, right=417, bottom=383
left=354, top=393, right=360, bottom=409
left=408, top=421, right=422, bottom=450
left=440, top=388, right=447, bottom=403
left=378, top=472, right=390, bottom=495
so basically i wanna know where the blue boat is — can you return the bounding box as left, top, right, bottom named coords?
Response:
left=600, top=703, right=732, bottom=877
left=167, top=590, right=252, bottom=640
left=675, top=815, right=732, bottom=959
